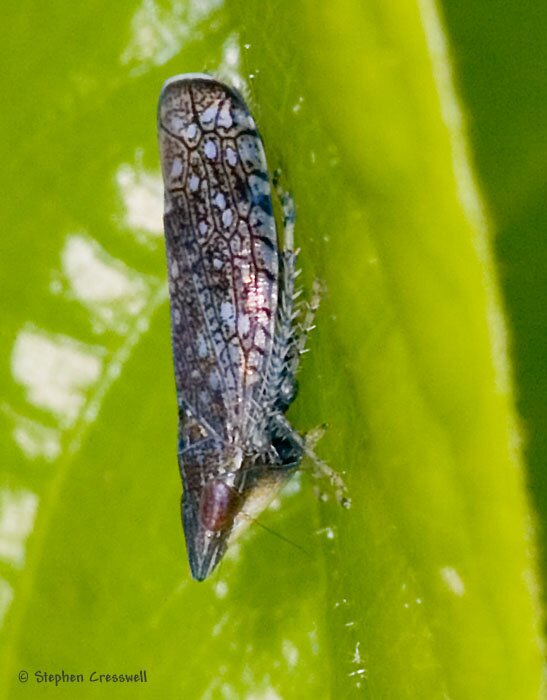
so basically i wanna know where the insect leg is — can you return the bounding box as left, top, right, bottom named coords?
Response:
left=272, top=170, right=298, bottom=336
left=272, top=170, right=323, bottom=365
left=261, top=171, right=300, bottom=411
left=302, top=434, right=351, bottom=508
left=294, top=278, right=323, bottom=358
left=271, top=413, right=350, bottom=507
left=272, top=168, right=296, bottom=248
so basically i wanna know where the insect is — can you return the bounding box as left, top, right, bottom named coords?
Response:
left=157, top=73, right=345, bottom=581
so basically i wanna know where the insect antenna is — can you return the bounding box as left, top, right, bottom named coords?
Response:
left=222, top=481, right=310, bottom=556
left=240, top=512, right=310, bottom=557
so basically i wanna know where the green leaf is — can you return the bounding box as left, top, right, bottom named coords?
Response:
left=441, top=0, right=547, bottom=599
left=0, top=1, right=543, bottom=698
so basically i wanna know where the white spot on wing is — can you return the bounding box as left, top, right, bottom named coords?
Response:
left=225, top=147, right=237, bottom=167
left=249, top=173, right=270, bottom=199
left=186, top=123, right=198, bottom=139
left=254, top=328, right=266, bottom=349
left=220, top=302, right=235, bottom=328
left=217, top=102, right=233, bottom=129
left=209, top=371, right=220, bottom=390
left=237, top=314, right=250, bottom=335
left=200, top=104, right=218, bottom=127
left=197, top=333, right=208, bottom=358
left=170, top=115, right=185, bottom=133
left=214, top=192, right=226, bottom=210
left=204, top=139, right=217, bottom=159
left=170, top=157, right=183, bottom=177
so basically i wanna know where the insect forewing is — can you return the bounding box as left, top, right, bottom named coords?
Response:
left=158, top=74, right=278, bottom=444
left=158, top=74, right=287, bottom=580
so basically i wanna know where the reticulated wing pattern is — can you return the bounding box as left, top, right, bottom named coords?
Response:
left=158, top=76, right=278, bottom=443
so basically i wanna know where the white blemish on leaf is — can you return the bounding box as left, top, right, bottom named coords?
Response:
left=214, top=580, right=228, bottom=599
left=0, top=488, right=38, bottom=568
left=12, top=328, right=103, bottom=427
left=116, top=160, right=163, bottom=236
left=121, top=0, right=223, bottom=74
left=0, top=579, right=13, bottom=626
left=440, top=566, right=465, bottom=596
left=282, top=639, right=299, bottom=669
left=7, top=408, right=61, bottom=461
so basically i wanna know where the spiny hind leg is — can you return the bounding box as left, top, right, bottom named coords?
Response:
left=270, top=174, right=347, bottom=505
left=302, top=424, right=351, bottom=508
left=271, top=169, right=300, bottom=406
left=272, top=168, right=296, bottom=251
left=272, top=168, right=298, bottom=333
left=272, top=414, right=350, bottom=507
left=295, top=278, right=323, bottom=358
left=272, top=169, right=323, bottom=370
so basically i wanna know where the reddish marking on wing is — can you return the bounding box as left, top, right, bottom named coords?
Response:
left=199, top=479, right=240, bottom=532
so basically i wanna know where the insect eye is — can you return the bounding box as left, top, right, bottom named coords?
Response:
left=199, top=479, right=239, bottom=532
left=271, top=433, right=303, bottom=468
